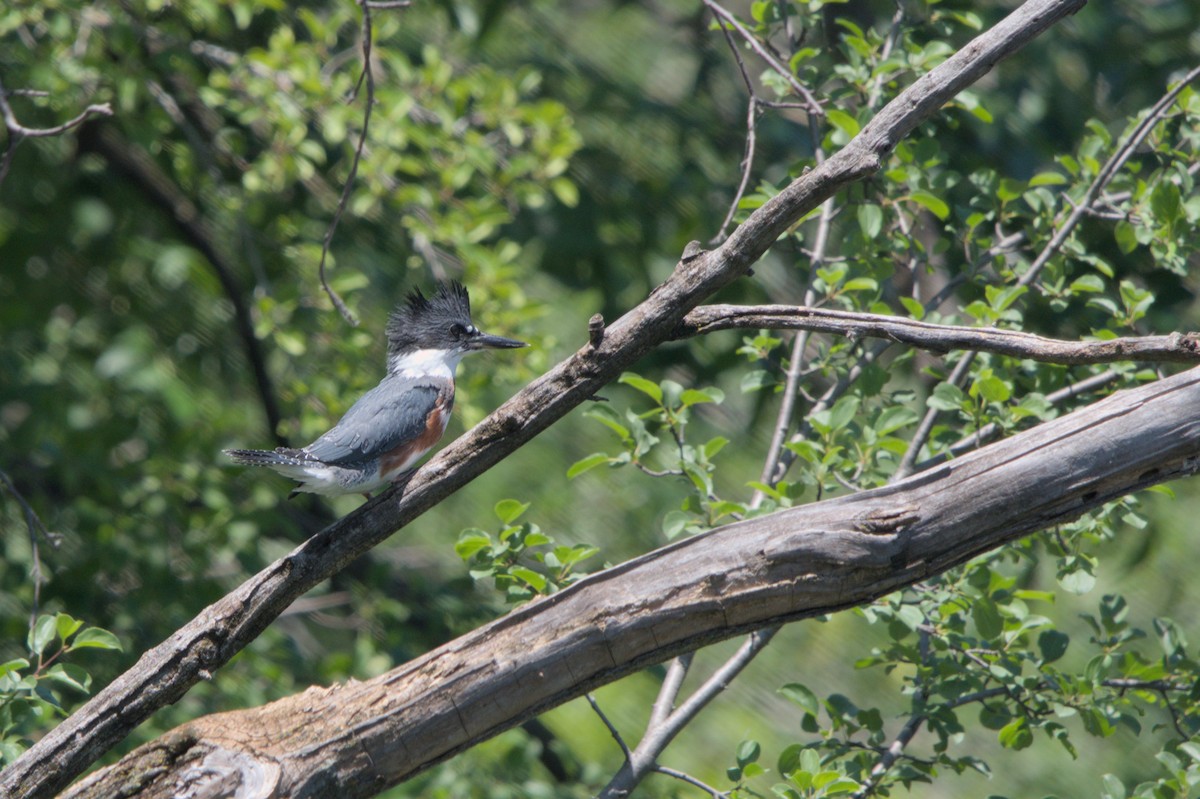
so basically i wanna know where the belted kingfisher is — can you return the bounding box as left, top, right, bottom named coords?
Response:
left=225, top=282, right=526, bottom=496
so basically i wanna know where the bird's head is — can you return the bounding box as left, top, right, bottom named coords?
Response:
left=385, top=282, right=526, bottom=373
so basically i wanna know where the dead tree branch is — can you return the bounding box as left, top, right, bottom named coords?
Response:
left=63, top=366, right=1200, bottom=798
left=677, top=304, right=1200, bottom=364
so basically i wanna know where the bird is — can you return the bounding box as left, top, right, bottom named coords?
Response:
left=225, top=282, right=526, bottom=497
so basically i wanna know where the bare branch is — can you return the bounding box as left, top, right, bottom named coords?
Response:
left=654, top=765, right=732, bottom=798
left=599, top=628, right=777, bottom=797
left=678, top=304, right=1200, bottom=365
left=587, top=694, right=633, bottom=760
left=0, top=73, right=113, bottom=189
left=62, top=365, right=1200, bottom=798
left=648, top=652, right=693, bottom=730
left=700, top=0, right=823, bottom=115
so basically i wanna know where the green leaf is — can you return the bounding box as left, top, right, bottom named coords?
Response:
left=927, top=381, right=966, bottom=411
left=28, top=615, right=57, bottom=657
left=583, top=405, right=631, bottom=439
left=972, top=597, right=1003, bottom=640
left=777, top=743, right=804, bottom=776
left=524, top=532, right=551, bottom=547
left=619, top=373, right=663, bottom=403
left=825, top=108, right=860, bottom=137
left=1028, top=171, right=1068, bottom=186
left=910, top=191, right=950, bottom=220
left=509, top=567, right=548, bottom=592
left=567, top=453, right=612, bottom=478
left=494, top=499, right=530, bottom=525
left=826, top=395, right=860, bottom=432
left=1149, top=181, right=1182, bottom=224
left=998, top=717, right=1033, bottom=750
left=1100, top=773, right=1126, bottom=799
left=778, top=683, right=820, bottom=717
left=69, top=627, right=122, bottom=652
left=741, top=369, right=773, bottom=393
left=1058, top=568, right=1095, bottom=595
left=0, top=658, right=29, bottom=679
left=973, top=374, right=1011, bottom=403
left=1114, top=220, right=1138, bottom=254
left=874, top=406, right=919, bottom=435
left=703, top=436, right=729, bottom=460
left=1037, top=630, right=1070, bottom=663
left=680, top=387, right=725, bottom=407
left=1069, top=275, right=1105, bottom=293
left=662, top=510, right=692, bottom=540
left=857, top=203, right=883, bottom=239
left=54, top=614, right=84, bottom=645
left=736, top=738, right=761, bottom=766
left=43, top=663, right=91, bottom=694
left=899, top=297, right=925, bottom=320
left=841, top=277, right=878, bottom=293
left=979, top=704, right=1011, bottom=730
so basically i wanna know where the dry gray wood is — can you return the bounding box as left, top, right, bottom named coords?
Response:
left=679, top=305, right=1200, bottom=364
left=63, top=366, right=1200, bottom=799
left=0, top=1, right=1089, bottom=797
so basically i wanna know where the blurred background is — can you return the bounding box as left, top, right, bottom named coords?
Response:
left=2, top=0, right=1199, bottom=796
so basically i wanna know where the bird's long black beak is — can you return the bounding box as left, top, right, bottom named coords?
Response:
left=472, top=331, right=528, bottom=350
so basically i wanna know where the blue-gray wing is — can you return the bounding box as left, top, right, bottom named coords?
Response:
left=304, top=376, right=443, bottom=467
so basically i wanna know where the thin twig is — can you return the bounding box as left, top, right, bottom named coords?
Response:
left=700, top=0, right=823, bottom=115
left=317, top=0, right=397, bottom=326
left=599, top=628, right=779, bottom=798
left=0, top=470, right=59, bottom=630
left=713, top=99, right=761, bottom=244
left=709, top=12, right=766, bottom=244
left=0, top=73, right=113, bottom=189
left=0, top=79, right=112, bottom=138
left=587, top=693, right=633, bottom=760
left=655, top=765, right=732, bottom=798
left=750, top=217, right=829, bottom=507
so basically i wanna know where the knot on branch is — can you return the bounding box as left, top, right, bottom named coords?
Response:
left=588, top=314, right=606, bottom=348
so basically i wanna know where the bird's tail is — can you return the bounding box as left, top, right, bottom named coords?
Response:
left=224, top=447, right=313, bottom=467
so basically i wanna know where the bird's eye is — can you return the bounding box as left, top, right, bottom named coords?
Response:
left=449, top=322, right=468, bottom=338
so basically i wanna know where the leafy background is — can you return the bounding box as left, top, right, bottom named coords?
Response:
left=2, top=0, right=1200, bottom=796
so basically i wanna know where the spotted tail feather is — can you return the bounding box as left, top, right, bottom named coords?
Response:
left=224, top=447, right=314, bottom=467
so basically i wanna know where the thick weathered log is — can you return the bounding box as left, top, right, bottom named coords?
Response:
left=64, top=367, right=1200, bottom=798
left=0, top=2, right=1088, bottom=797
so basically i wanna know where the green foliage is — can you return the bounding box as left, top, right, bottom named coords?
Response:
left=3, top=0, right=1200, bottom=797
left=457, top=500, right=599, bottom=604
left=0, top=613, right=121, bottom=766
left=573, top=372, right=733, bottom=536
